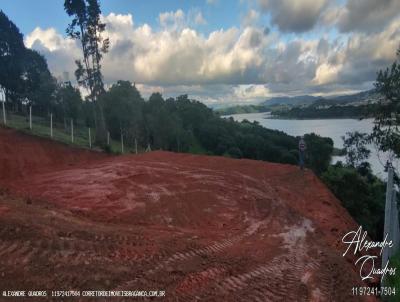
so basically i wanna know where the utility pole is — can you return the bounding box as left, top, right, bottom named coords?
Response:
left=382, top=167, right=394, bottom=283
left=391, top=190, right=399, bottom=252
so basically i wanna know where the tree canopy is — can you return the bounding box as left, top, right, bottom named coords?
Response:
left=0, top=10, right=25, bottom=98
left=0, top=10, right=56, bottom=114
left=372, top=48, right=400, bottom=167
left=64, top=0, right=109, bottom=144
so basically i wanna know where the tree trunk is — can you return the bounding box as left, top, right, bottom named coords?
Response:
left=94, top=100, right=107, bottom=145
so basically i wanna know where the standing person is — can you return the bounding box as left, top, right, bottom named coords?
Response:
left=299, top=136, right=306, bottom=170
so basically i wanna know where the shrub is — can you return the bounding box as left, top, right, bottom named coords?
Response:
left=322, top=163, right=386, bottom=240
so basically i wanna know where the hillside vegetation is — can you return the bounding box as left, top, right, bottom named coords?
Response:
left=216, top=90, right=380, bottom=117
left=271, top=104, right=378, bottom=119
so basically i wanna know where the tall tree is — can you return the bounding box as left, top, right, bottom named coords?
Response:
left=0, top=10, right=25, bottom=104
left=342, top=131, right=371, bottom=169
left=371, top=46, right=400, bottom=170
left=303, top=133, right=334, bottom=175
left=22, top=49, right=57, bottom=115
left=0, top=11, right=56, bottom=113
left=56, top=82, right=83, bottom=123
left=64, top=0, right=109, bottom=144
left=102, top=81, right=144, bottom=145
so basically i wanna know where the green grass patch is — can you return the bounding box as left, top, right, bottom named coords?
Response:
left=187, top=138, right=208, bottom=155
left=385, top=252, right=400, bottom=301
left=3, top=113, right=137, bottom=154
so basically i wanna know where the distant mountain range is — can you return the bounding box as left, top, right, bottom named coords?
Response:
left=216, top=89, right=380, bottom=115
left=261, top=95, right=322, bottom=107
left=261, top=89, right=379, bottom=107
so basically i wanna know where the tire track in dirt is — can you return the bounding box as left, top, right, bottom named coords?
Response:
left=174, top=267, right=226, bottom=295
left=0, top=229, right=157, bottom=279
left=114, top=235, right=244, bottom=291
left=229, top=255, right=317, bottom=301
left=172, top=218, right=329, bottom=302
left=115, top=220, right=266, bottom=291
left=114, top=190, right=278, bottom=295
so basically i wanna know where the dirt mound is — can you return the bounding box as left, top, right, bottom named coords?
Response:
left=0, top=127, right=106, bottom=182
left=0, top=127, right=377, bottom=301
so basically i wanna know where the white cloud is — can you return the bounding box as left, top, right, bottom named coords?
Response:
left=234, top=85, right=270, bottom=99
left=194, top=12, right=207, bottom=25
left=24, top=27, right=80, bottom=78
left=242, top=9, right=260, bottom=27
left=313, top=63, right=342, bottom=85
left=336, top=0, right=400, bottom=33
left=159, top=9, right=185, bottom=30
left=103, top=13, right=134, bottom=30
left=258, top=0, right=328, bottom=32
left=25, top=27, right=75, bottom=52
left=158, top=9, right=207, bottom=29
left=25, top=10, right=400, bottom=105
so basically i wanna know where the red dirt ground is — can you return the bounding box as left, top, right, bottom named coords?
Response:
left=0, top=127, right=378, bottom=301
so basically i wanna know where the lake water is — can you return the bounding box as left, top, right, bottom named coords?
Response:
left=225, top=112, right=388, bottom=178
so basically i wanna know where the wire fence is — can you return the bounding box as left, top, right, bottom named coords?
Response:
left=0, top=104, right=141, bottom=154
left=383, top=168, right=400, bottom=256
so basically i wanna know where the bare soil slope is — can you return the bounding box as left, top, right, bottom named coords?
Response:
left=0, top=127, right=375, bottom=301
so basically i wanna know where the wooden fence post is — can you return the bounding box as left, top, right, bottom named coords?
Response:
left=2, top=100, right=7, bottom=125
left=121, top=132, right=124, bottom=154
left=29, top=106, right=32, bottom=130
left=135, top=138, right=138, bottom=154
left=146, top=143, right=151, bottom=152
left=71, top=119, right=74, bottom=143
left=0, top=89, right=5, bottom=125
left=88, top=127, right=92, bottom=149
left=50, top=113, right=53, bottom=138
left=2, top=100, right=6, bottom=125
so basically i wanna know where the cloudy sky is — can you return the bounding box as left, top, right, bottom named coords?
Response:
left=2, top=0, right=400, bottom=105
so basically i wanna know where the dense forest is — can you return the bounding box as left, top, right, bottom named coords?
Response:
left=216, top=104, right=268, bottom=115
left=217, top=90, right=380, bottom=118
left=270, top=104, right=377, bottom=119
left=218, top=102, right=378, bottom=119
left=0, top=10, right=55, bottom=114
left=103, top=83, right=335, bottom=175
